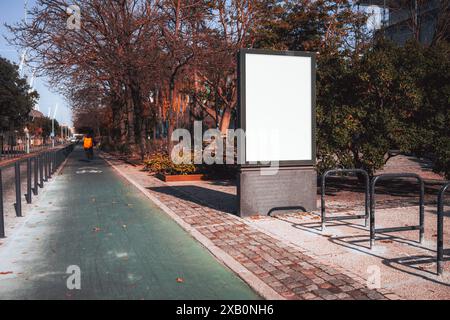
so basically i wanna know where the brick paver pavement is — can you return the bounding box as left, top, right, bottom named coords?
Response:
left=103, top=154, right=400, bottom=300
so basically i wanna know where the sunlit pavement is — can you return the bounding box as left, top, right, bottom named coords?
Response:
left=102, top=156, right=396, bottom=300
left=247, top=208, right=450, bottom=300
left=0, top=146, right=259, bottom=300
left=163, top=181, right=450, bottom=299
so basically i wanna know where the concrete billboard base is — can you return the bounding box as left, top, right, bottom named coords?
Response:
left=237, top=166, right=317, bottom=217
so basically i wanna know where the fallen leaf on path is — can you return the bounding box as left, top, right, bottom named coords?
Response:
left=93, top=227, right=101, bottom=232
left=176, top=277, right=184, bottom=283
left=0, top=271, right=13, bottom=275
left=122, top=225, right=127, bottom=229
left=380, top=240, right=393, bottom=244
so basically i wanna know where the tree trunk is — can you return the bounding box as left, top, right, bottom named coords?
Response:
left=130, top=84, right=147, bottom=159
left=120, top=114, right=127, bottom=145
left=126, top=93, right=136, bottom=148
left=219, top=108, right=232, bottom=134
left=110, top=94, right=127, bottom=146
left=167, top=80, right=176, bottom=153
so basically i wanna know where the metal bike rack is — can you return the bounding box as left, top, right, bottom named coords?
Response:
left=370, top=173, right=424, bottom=249
left=437, top=182, right=450, bottom=275
left=321, top=169, right=370, bottom=231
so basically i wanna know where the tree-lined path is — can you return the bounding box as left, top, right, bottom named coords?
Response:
left=0, top=146, right=259, bottom=299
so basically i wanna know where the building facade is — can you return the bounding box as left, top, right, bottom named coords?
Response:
left=358, top=0, right=441, bottom=45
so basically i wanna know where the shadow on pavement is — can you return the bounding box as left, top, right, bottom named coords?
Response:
left=270, top=214, right=450, bottom=286
left=148, top=185, right=238, bottom=215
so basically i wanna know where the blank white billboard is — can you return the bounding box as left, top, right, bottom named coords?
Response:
left=240, top=50, right=315, bottom=164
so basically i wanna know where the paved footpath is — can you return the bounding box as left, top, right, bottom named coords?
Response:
left=103, top=155, right=400, bottom=300
left=0, top=146, right=259, bottom=299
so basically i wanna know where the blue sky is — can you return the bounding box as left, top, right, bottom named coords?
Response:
left=0, top=0, right=72, bottom=126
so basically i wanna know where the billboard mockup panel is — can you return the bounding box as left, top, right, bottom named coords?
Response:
left=239, top=49, right=316, bottom=166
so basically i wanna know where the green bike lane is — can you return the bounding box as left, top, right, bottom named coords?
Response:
left=0, top=146, right=259, bottom=300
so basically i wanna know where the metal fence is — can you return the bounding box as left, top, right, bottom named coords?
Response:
left=0, top=134, right=67, bottom=161
left=0, top=144, right=74, bottom=238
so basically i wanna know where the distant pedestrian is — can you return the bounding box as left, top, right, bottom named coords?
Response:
left=83, top=133, right=94, bottom=160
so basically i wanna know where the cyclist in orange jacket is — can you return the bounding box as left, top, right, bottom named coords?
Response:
left=83, top=133, right=94, bottom=160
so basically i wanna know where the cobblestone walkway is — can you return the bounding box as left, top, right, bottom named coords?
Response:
left=104, top=155, right=400, bottom=300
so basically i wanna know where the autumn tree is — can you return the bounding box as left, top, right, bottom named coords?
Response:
left=7, top=0, right=161, bottom=157
left=190, top=0, right=262, bottom=134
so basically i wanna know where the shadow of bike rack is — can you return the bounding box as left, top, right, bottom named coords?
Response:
left=437, top=182, right=450, bottom=275
left=370, top=173, right=424, bottom=249
left=321, top=169, right=369, bottom=231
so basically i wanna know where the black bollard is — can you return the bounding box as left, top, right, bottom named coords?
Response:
left=33, top=156, right=38, bottom=195
left=0, top=169, right=4, bottom=238
left=14, top=161, right=22, bottom=217
left=39, top=154, right=44, bottom=187
left=44, top=153, right=48, bottom=181
left=26, top=158, right=32, bottom=204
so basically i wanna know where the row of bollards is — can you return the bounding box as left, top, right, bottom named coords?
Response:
left=0, top=170, right=3, bottom=238
left=0, top=144, right=74, bottom=238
